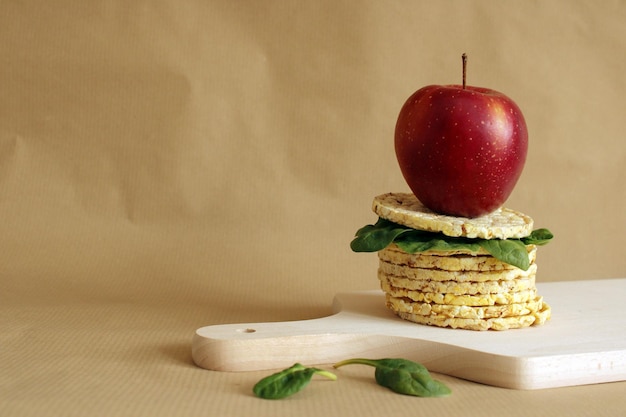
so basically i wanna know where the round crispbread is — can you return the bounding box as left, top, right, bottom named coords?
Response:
left=372, top=192, right=533, bottom=239
left=392, top=301, right=551, bottom=331
left=379, top=244, right=537, bottom=272
left=380, top=279, right=537, bottom=306
left=378, top=270, right=536, bottom=295
left=378, top=261, right=537, bottom=283
left=385, top=293, right=545, bottom=319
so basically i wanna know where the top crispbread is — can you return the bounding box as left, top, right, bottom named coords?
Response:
left=372, top=193, right=533, bottom=239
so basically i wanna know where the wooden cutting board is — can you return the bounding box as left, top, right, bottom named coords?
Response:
left=192, top=278, right=626, bottom=390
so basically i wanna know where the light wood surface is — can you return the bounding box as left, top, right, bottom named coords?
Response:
left=193, top=278, right=626, bottom=390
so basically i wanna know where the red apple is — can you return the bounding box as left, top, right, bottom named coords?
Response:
left=394, top=60, right=528, bottom=218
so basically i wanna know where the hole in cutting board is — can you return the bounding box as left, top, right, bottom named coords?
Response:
left=236, top=328, right=256, bottom=333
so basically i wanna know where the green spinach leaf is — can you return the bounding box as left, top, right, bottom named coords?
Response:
left=350, top=218, right=553, bottom=270
left=478, top=238, right=530, bottom=270
left=252, top=363, right=336, bottom=399
left=521, top=228, right=554, bottom=245
left=395, top=232, right=482, bottom=254
left=350, top=218, right=415, bottom=252
left=334, top=358, right=451, bottom=397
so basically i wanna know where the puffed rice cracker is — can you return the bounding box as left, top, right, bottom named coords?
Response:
left=379, top=244, right=537, bottom=272
left=372, top=192, right=533, bottom=239
left=393, top=302, right=551, bottom=331
left=379, top=261, right=537, bottom=282
left=378, top=270, right=536, bottom=295
left=380, top=279, right=537, bottom=306
left=385, top=293, right=545, bottom=319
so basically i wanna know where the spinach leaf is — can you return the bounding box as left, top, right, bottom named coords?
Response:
left=395, top=232, right=482, bottom=254
left=350, top=218, right=415, bottom=252
left=334, top=358, right=451, bottom=397
left=521, top=228, right=554, bottom=245
left=350, top=218, right=553, bottom=270
left=478, top=239, right=530, bottom=270
left=252, top=363, right=336, bottom=399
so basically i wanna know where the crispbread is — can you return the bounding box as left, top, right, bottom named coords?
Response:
left=380, top=279, right=537, bottom=306
left=361, top=192, right=550, bottom=330
left=385, top=293, right=545, bottom=319
left=372, top=192, right=533, bottom=239
left=392, top=301, right=551, bottom=331
left=378, top=270, right=536, bottom=295
left=379, top=261, right=537, bottom=282
left=379, top=244, right=537, bottom=272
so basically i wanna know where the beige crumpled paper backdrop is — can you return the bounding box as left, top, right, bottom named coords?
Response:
left=3, top=2, right=624, bottom=303
left=2, top=2, right=625, bottom=416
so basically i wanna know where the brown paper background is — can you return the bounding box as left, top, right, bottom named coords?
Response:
left=2, top=1, right=625, bottom=416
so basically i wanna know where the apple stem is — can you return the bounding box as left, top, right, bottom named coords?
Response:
left=462, top=53, right=467, bottom=89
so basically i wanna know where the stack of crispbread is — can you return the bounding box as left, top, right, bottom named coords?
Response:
left=373, top=193, right=551, bottom=331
